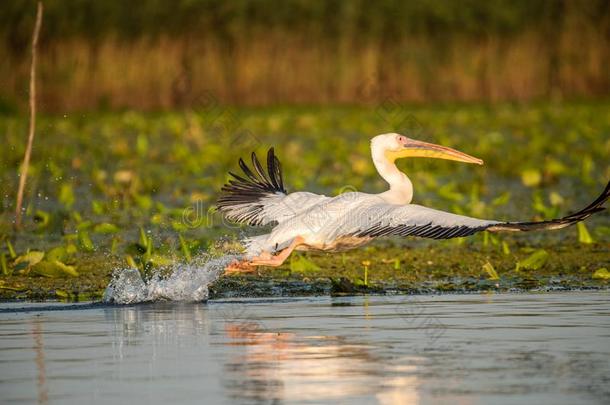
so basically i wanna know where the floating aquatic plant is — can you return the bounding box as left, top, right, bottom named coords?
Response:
left=592, top=268, right=610, bottom=280
left=93, top=222, right=120, bottom=234
left=482, top=262, right=499, bottom=280
left=516, top=249, right=549, bottom=272
left=577, top=222, right=594, bottom=244
left=32, top=260, right=78, bottom=278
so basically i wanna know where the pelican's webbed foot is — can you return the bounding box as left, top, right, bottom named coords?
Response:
left=225, top=260, right=256, bottom=274
left=224, top=236, right=305, bottom=274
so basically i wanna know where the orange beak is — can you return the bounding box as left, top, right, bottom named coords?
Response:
left=386, top=139, right=484, bottom=165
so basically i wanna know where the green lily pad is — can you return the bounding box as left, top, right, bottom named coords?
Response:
left=592, top=268, right=610, bottom=280
left=31, top=261, right=79, bottom=278
left=93, top=222, right=120, bottom=234
left=76, top=221, right=93, bottom=231
left=78, top=231, right=95, bottom=252
left=517, top=249, right=549, bottom=271
left=13, top=251, right=45, bottom=272
left=46, top=245, right=77, bottom=262
left=55, top=289, right=70, bottom=298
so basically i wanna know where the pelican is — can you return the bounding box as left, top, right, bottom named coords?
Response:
left=217, top=133, right=609, bottom=271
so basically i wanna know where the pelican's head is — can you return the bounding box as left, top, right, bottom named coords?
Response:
left=371, top=133, right=483, bottom=165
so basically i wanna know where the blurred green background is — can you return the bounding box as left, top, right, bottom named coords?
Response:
left=0, top=1, right=609, bottom=299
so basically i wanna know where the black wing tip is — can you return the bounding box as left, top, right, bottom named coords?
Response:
left=355, top=222, right=487, bottom=240
left=490, top=180, right=609, bottom=232
left=216, top=147, right=286, bottom=211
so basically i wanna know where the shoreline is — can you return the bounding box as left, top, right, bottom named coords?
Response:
left=1, top=242, right=608, bottom=302
left=1, top=288, right=609, bottom=310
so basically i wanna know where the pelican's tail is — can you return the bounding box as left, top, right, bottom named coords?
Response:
left=488, top=180, right=610, bottom=232
left=217, top=148, right=287, bottom=226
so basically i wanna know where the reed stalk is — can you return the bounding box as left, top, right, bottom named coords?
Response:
left=14, top=2, right=43, bottom=230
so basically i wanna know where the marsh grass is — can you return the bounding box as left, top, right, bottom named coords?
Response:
left=3, top=31, right=609, bottom=111
left=2, top=1, right=610, bottom=111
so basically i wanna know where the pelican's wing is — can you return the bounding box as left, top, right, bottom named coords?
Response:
left=332, top=203, right=499, bottom=241
left=335, top=181, right=610, bottom=241
left=217, top=148, right=330, bottom=226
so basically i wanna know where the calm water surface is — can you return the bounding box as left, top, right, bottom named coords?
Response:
left=1, top=292, right=609, bottom=404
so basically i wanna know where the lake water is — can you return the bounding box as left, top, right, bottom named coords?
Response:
left=1, top=292, right=609, bottom=404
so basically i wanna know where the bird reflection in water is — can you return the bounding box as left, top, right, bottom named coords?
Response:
left=221, top=321, right=423, bottom=404
left=103, top=302, right=433, bottom=404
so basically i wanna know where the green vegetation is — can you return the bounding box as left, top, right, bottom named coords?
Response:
left=1, top=101, right=609, bottom=300
left=2, top=0, right=609, bottom=110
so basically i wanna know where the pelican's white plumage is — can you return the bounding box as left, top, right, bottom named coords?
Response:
left=217, top=133, right=609, bottom=270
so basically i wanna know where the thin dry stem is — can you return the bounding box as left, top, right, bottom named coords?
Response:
left=14, top=2, right=43, bottom=230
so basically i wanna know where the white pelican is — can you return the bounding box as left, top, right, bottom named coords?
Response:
left=217, top=133, right=609, bottom=271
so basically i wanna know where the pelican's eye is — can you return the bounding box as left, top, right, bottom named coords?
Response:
left=396, top=135, right=408, bottom=147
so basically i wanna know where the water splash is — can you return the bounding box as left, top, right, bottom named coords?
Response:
left=103, top=254, right=240, bottom=304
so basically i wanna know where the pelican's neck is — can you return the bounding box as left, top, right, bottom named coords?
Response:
left=371, top=147, right=413, bottom=204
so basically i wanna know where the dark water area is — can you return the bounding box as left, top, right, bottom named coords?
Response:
left=1, top=292, right=609, bottom=404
